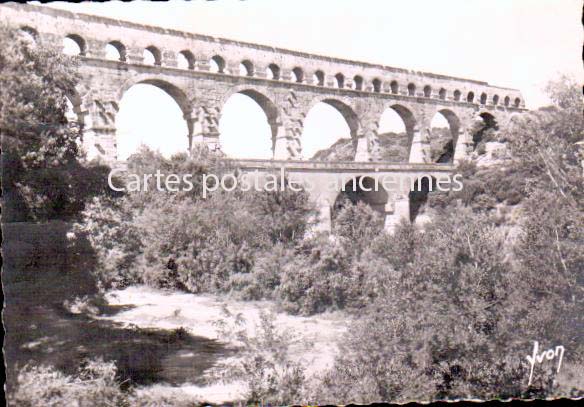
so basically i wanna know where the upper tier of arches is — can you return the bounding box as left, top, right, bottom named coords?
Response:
left=17, top=25, right=524, bottom=109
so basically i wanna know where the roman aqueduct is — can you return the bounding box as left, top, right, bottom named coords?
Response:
left=2, top=3, right=526, bottom=231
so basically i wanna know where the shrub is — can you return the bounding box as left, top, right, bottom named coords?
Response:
left=8, top=359, right=129, bottom=407
left=312, top=210, right=536, bottom=403
left=75, top=148, right=316, bottom=293
left=211, top=309, right=307, bottom=405
left=228, top=244, right=296, bottom=301
left=72, top=195, right=144, bottom=289
left=8, top=358, right=202, bottom=406
left=332, top=201, right=384, bottom=257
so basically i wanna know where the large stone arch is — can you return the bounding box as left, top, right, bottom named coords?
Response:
left=117, top=75, right=192, bottom=117
left=333, top=175, right=389, bottom=213
left=378, top=102, right=418, bottom=162
left=428, top=108, right=462, bottom=163
left=114, top=76, right=193, bottom=159
left=305, top=96, right=360, bottom=139
left=476, top=108, right=501, bottom=127
left=299, top=96, right=362, bottom=160
left=219, top=86, right=280, bottom=124
left=434, top=108, right=461, bottom=141
left=468, top=109, right=500, bottom=152
left=218, top=85, right=282, bottom=155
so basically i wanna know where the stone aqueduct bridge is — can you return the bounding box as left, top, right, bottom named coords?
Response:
left=221, top=159, right=455, bottom=232
left=3, top=3, right=525, bottom=231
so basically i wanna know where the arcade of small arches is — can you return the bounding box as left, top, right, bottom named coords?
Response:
left=20, top=25, right=523, bottom=110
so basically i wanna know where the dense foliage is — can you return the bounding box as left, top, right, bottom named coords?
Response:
left=74, top=148, right=318, bottom=296
left=0, top=25, right=110, bottom=222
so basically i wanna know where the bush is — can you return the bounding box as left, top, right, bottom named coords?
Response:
left=228, top=244, right=296, bottom=301
left=276, top=238, right=350, bottom=314
left=73, top=148, right=316, bottom=294
left=72, top=195, right=144, bottom=289
left=8, top=358, right=202, bottom=406
left=273, top=202, right=393, bottom=315
left=312, top=210, right=534, bottom=403
left=332, top=201, right=384, bottom=257
left=211, top=309, right=307, bottom=405
left=8, top=359, right=129, bottom=407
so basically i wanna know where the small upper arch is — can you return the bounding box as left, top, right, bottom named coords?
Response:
left=335, top=73, right=345, bottom=88
left=504, top=96, right=511, bottom=106
left=453, top=89, right=461, bottom=101
left=423, top=85, right=432, bottom=98
left=105, top=41, right=126, bottom=62
left=407, top=83, right=416, bottom=96
left=353, top=75, right=364, bottom=90
left=438, top=88, right=447, bottom=100
left=292, top=67, right=304, bottom=83
left=467, top=91, right=475, bottom=103
left=480, top=92, right=488, bottom=105
left=514, top=97, right=521, bottom=108
left=390, top=80, right=399, bottom=94
left=313, top=70, right=325, bottom=86
left=63, top=34, right=87, bottom=56
left=266, top=63, right=280, bottom=80
left=210, top=55, right=226, bottom=73
left=240, top=59, right=254, bottom=76
left=177, top=50, right=195, bottom=70
left=492, top=94, right=500, bottom=105
left=144, top=45, right=162, bottom=65
left=372, top=78, right=382, bottom=93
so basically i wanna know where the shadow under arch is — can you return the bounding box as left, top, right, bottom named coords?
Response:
left=472, top=111, right=499, bottom=150
left=409, top=175, right=437, bottom=223
left=429, top=108, right=462, bottom=163
left=332, top=176, right=389, bottom=220
left=378, top=103, right=417, bottom=162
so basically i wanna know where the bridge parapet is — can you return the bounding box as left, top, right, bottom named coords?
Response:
left=219, top=158, right=455, bottom=173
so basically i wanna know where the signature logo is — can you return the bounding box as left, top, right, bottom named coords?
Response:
left=526, top=341, right=565, bottom=386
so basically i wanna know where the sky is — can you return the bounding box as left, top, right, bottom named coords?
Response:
left=44, top=0, right=582, bottom=160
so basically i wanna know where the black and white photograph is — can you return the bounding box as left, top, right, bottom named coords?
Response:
left=1, top=0, right=583, bottom=405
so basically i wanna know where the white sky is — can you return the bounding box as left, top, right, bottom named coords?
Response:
left=45, top=0, right=582, bottom=160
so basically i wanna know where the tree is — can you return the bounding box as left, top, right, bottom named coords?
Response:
left=0, top=25, right=109, bottom=221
